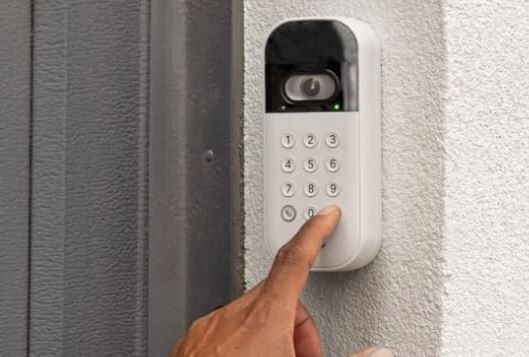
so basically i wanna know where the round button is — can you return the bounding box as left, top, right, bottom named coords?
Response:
left=303, top=158, right=318, bottom=173
left=280, top=182, right=296, bottom=197
left=326, top=132, right=340, bottom=148
left=303, top=133, right=318, bottom=148
left=304, top=182, right=318, bottom=197
left=281, top=205, right=297, bottom=222
left=305, top=206, right=318, bottom=220
left=281, top=158, right=296, bottom=173
left=325, top=158, right=341, bottom=173
left=326, top=182, right=342, bottom=197
left=280, top=133, right=295, bottom=149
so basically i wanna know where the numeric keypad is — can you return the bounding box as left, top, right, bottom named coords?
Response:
left=278, top=132, right=343, bottom=223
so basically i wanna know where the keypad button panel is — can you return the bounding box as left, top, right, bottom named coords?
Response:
left=277, top=132, right=344, bottom=224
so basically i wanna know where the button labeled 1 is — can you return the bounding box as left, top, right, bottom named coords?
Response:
left=281, top=133, right=295, bottom=149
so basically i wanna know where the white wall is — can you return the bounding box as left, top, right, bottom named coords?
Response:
left=245, top=0, right=529, bottom=356
left=442, top=1, right=529, bottom=356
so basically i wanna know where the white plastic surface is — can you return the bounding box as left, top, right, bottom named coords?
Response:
left=263, top=17, right=381, bottom=271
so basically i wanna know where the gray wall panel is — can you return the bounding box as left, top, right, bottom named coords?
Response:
left=0, top=1, right=31, bottom=356
left=30, top=1, right=149, bottom=356
left=149, top=0, right=244, bottom=355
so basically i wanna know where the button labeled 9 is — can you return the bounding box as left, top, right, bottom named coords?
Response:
left=326, top=182, right=341, bottom=197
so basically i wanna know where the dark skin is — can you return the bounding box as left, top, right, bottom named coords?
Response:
left=172, top=206, right=393, bottom=357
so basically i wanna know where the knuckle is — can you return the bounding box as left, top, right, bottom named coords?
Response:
left=275, top=245, right=307, bottom=266
left=188, top=315, right=209, bottom=332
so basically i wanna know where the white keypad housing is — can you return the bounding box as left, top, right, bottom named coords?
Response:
left=263, top=17, right=381, bottom=272
left=265, top=112, right=365, bottom=271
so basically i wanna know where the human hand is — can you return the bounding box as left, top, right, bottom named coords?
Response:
left=172, top=205, right=392, bottom=357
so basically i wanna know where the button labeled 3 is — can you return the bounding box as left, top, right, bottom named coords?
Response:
left=325, top=132, right=340, bottom=148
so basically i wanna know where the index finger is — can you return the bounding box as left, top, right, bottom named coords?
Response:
left=261, top=205, right=341, bottom=305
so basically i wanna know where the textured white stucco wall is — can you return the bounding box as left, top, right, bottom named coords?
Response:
left=245, top=1, right=529, bottom=356
left=442, top=1, right=529, bottom=356
left=244, top=1, right=446, bottom=356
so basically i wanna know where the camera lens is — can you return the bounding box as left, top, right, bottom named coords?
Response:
left=283, top=73, right=337, bottom=102
left=301, top=77, right=321, bottom=97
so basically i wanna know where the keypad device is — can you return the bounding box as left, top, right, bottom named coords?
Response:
left=278, top=132, right=343, bottom=223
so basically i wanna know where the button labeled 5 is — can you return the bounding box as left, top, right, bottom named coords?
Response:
left=303, top=158, right=318, bottom=173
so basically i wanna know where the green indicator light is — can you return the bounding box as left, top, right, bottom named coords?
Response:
left=333, top=103, right=341, bottom=111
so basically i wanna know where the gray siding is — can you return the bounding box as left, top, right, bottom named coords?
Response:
left=0, top=1, right=31, bottom=356
left=30, top=1, right=149, bottom=356
left=0, top=1, right=241, bottom=356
